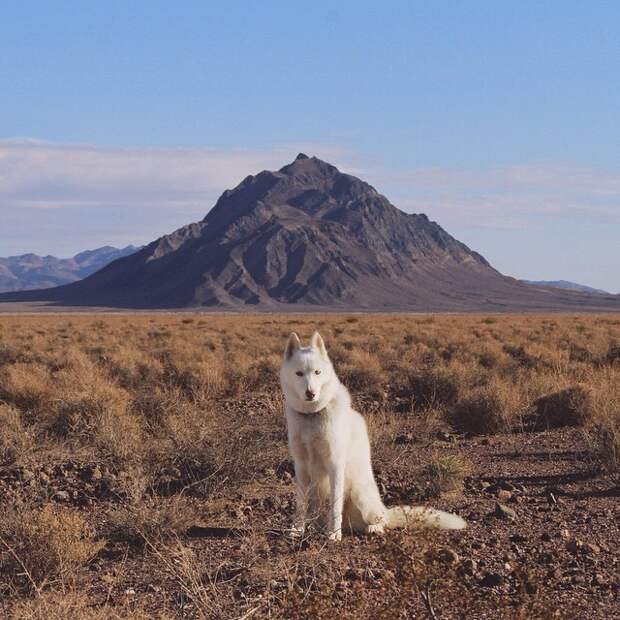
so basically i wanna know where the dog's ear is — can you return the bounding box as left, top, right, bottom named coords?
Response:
left=284, top=332, right=301, bottom=360
left=311, top=331, right=328, bottom=358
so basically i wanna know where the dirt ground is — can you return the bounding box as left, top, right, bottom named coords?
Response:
left=0, top=314, right=618, bottom=619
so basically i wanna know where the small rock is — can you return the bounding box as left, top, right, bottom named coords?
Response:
left=436, top=547, right=460, bottom=565
left=54, top=490, right=70, bottom=502
left=436, top=430, right=453, bottom=442
left=509, top=533, right=527, bottom=543
left=566, top=539, right=583, bottom=553
left=344, top=568, right=365, bottom=581
left=497, top=490, right=512, bottom=501
left=395, top=433, right=413, bottom=445
left=593, top=573, right=608, bottom=587
left=480, top=572, right=503, bottom=587
left=39, top=472, right=50, bottom=484
left=498, top=481, right=515, bottom=492
left=538, top=552, right=554, bottom=565
left=582, top=542, right=600, bottom=555
left=124, top=588, right=136, bottom=595
left=461, top=558, right=477, bottom=574
left=20, top=469, right=35, bottom=482
left=494, top=503, right=516, bottom=521
left=479, top=481, right=492, bottom=491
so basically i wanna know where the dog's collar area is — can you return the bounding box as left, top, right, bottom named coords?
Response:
left=292, top=407, right=327, bottom=417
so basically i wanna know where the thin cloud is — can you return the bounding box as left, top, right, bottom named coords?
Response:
left=0, top=139, right=350, bottom=205
left=362, top=162, right=620, bottom=229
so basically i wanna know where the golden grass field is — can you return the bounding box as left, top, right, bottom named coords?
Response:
left=0, top=313, right=619, bottom=619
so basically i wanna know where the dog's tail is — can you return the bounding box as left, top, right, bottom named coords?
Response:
left=385, top=505, right=466, bottom=530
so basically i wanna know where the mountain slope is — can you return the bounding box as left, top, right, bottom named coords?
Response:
left=1, top=155, right=619, bottom=311
left=523, top=280, right=611, bottom=295
left=0, top=246, right=140, bottom=292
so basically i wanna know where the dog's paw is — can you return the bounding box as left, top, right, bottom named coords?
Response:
left=365, top=523, right=385, bottom=535
left=288, top=525, right=305, bottom=539
left=327, top=529, right=342, bottom=542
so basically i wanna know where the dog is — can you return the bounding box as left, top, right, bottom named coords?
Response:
left=280, top=331, right=466, bottom=541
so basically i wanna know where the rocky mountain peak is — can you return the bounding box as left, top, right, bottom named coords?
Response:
left=2, top=156, right=618, bottom=312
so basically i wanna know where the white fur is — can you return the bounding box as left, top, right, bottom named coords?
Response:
left=280, top=332, right=466, bottom=541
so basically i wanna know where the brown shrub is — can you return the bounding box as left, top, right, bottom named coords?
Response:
left=0, top=404, right=32, bottom=465
left=11, top=591, right=152, bottom=620
left=0, top=505, right=104, bottom=593
left=0, top=362, right=53, bottom=413
left=43, top=352, right=142, bottom=465
left=106, top=497, right=197, bottom=547
left=568, top=343, right=593, bottom=364
left=338, top=350, right=384, bottom=395
left=592, top=417, right=620, bottom=477
left=448, top=383, right=513, bottom=435
left=533, top=385, right=593, bottom=428
left=607, top=341, right=620, bottom=365
left=416, top=454, right=469, bottom=498
left=502, top=344, right=539, bottom=369
left=398, top=367, right=461, bottom=411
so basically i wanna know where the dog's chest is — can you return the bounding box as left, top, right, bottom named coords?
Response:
left=289, top=414, right=338, bottom=466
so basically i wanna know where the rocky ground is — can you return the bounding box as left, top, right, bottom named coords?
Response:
left=1, top=426, right=617, bottom=619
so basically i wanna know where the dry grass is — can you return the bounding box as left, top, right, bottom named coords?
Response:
left=0, top=504, right=104, bottom=594
left=0, top=312, right=619, bottom=617
left=0, top=403, right=32, bottom=464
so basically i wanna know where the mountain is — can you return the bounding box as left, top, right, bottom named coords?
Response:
left=523, top=280, right=611, bottom=295
left=1, top=154, right=619, bottom=311
left=0, top=246, right=140, bottom=293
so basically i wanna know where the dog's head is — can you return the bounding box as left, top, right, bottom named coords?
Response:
left=280, top=331, right=335, bottom=411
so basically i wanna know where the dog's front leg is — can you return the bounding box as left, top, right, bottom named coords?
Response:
left=327, top=462, right=345, bottom=541
left=292, top=463, right=312, bottom=536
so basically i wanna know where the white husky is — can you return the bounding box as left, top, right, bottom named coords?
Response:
left=280, top=332, right=466, bottom=541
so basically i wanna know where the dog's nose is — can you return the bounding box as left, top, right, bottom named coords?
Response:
left=305, top=389, right=315, bottom=400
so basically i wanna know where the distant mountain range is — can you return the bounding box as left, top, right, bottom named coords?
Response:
left=0, top=246, right=140, bottom=293
left=1, top=154, right=618, bottom=311
left=523, top=280, right=611, bottom=295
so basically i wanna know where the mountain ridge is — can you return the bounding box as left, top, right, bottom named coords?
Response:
left=1, top=155, right=619, bottom=312
left=523, top=280, right=611, bottom=296
left=0, top=246, right=140, bottom=292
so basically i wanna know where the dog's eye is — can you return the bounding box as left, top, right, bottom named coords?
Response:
left=315, top=369, right=321, bottom=375
left=296, top=371, right=303, bottom=377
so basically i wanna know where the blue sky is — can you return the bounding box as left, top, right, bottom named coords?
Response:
left=1, top=1, right=619, bottom=291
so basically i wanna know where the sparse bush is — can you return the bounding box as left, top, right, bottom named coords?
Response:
left=0, top=404, right=32, bottom=464
left=339, top=350, right=384, bottom=395
left=0, top=505, right=104, bottom=593
left=606, top=341, right=620, bottom=365
left=592, top=417, right=620, bottom=477
left=106, top=497, right=197, bottom=547
left=448, top=383, right=513, bottom=435
left=478, top=351, right=498, bottom=369
left=398, top=367, right=461, bottom=411
left=0, top=362, right=53, bottom=413
left=502, top=344, right=539, bottom=369
left=568, top=343, right=593, bottom=364
left=416, top=455, right=469, bottom=498
left=533, top=385, right=593, bottom=428
left=11, top=591, right=151, bottom=620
